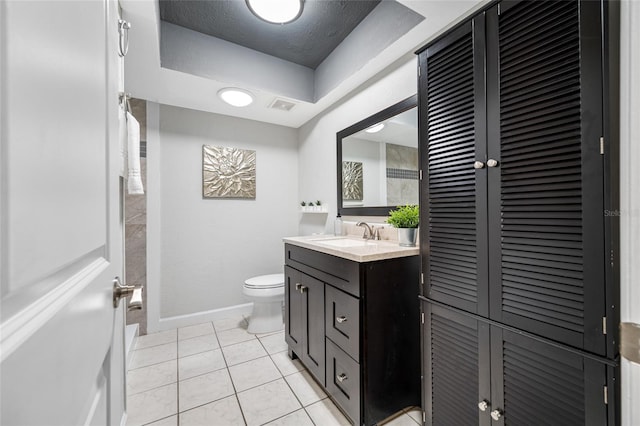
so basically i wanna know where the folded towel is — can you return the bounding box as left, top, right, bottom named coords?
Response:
left=126, top=111, right=144, bottom=195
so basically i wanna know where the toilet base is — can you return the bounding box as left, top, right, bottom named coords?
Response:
left=247, top=300, right=284, bottom=334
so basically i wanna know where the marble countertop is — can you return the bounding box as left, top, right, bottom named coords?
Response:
left=283, top=235, right=419, bottom=263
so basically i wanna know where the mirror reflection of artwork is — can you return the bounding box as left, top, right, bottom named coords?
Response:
left=342, top=161, right=363, bottom=201
left=203, top=145, right=256, bottom=198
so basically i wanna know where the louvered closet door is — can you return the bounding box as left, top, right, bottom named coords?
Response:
left=419, top=15, right=489, bottom=316
left=490, top=326, right=608, bottom=426
left=423, top=302, right=491, bottom=426
left=486, top=0, right=606, bottom=354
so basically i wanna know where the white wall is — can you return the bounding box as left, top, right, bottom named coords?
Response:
left=146, top=104, right=299, bottom=328
left=298, top=57, right=417, bottom=235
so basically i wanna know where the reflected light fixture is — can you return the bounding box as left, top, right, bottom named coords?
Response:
left=218, top=88, right=254, bottom=107
left=246, top=0, right=304, bottom=24
left=365, top=123, right=385, bottom=133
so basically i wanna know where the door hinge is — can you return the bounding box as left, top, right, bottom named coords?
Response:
left=423, top=411, right=426, bottom=422
left=600, top=136, right=605, bottom=155
left=418, top=65, right=421, bottom=77
left=604, top=386, right=608, bottom=404
left=421, top=272, right=424, bottom=285
left=421, top=312, right=425, bottom=324
left=419, top=169, right=423, bottom=180
left=620, top=322, right=640, bottom=364
left=497, top=3, right=501, bottom=15
left=603, top=317, right=607, bottom=335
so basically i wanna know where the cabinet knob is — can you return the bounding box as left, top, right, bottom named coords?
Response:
left=336, top=373, right=348, bottom=383
left=295, top=283, right=302, bottom=290
left=473, top=161, right=485, bottom=169
left=299, top=285, right=307, bottom=293
left=336, top=316, right=348, bottom=324
left=487, top=159, right=499, bottom=168
left=478, top=400, right=489, bottom=412
left=490, top=409, right=503, bottom=421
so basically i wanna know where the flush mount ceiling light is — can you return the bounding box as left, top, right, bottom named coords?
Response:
left=218, top=88, right=254, bottom=107
left=246, top=0, right=303, bottom=24
left=365, top=123, right=385, bottom=133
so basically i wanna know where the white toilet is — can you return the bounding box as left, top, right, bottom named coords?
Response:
left=243, top=273, right=285, bottom=334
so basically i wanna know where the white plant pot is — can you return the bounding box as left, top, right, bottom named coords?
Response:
left=397, top=228, right=418, bottom=247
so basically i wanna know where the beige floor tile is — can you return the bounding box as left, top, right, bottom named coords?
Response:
left=127, top=360, right=177, bottom=395
left=305, top=399, right=351, bottom=426
left=145, top=415, right=177, bottom=426
left=217, top=327, right=256, bottom=347
left=130, top=342, right=177, bottom=370
left=228, top=356, right=282, bottom=392
left=381, top=413, right=422, bottom=426
left=263, top=409, right=314, bottom=426
left=404, top=407, right=422, bottom=424
left=178, top=322, right=214, bottom=341
left=270, top=351, right=305, bottom=376
left=135, top=330, right=177, bottom=350
left=222, top=339, right=268, bottom=366
left=126, top=383, right=177, bottom=426
left=284, top=370, right=327, bottom=406
left=237, top=379, right=301, bottom=426
left=178, top=349, right=226, bottom=381
left=258, top=332, right=287, bottom=355
left=178, top=333, right=220, bottom=358
left=179, top=369, right=235, bottom=412
left=180, top=395, right=245, bottom=426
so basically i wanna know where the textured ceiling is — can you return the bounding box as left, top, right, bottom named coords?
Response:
left=159, top=0, right=381, bottom=69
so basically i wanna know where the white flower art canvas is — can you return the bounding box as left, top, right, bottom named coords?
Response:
left=203, top=145, right=256, bottom=198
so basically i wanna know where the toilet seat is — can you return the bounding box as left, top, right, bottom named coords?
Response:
left=244, top=273, right=284, bottom=290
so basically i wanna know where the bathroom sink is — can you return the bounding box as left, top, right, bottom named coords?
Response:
left=310, top=237, right=376, bottom=248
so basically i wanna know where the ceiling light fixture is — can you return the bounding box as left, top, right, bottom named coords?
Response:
left=218, top=88, right=254, bottom=107
left=365, top=123, right=385, bottom=133
left=246, top=0, right=303, bottom=24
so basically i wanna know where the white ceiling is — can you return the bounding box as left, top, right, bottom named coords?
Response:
left=122, top=0, right=486, bottom=129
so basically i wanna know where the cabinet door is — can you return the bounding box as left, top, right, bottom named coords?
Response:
left=423, top=302, right=491, bottom=426
left=284, top=266, right=303, bottom=356
left=486, top=0, right=607, bottom=354
left=299, top=271, right=326, bottom=385
left=490, top=326, right=608, bottom=425
left=419, top=14, right=489, bottom=316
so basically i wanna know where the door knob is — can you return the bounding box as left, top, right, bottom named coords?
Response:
left=473, top=161, right=485, bottom=169
left=487, top=159, right=499, bottom=167
left=113, top=276, right=143, bottom=310
left=490, top=409, right=503, bottom=421
left=478, top=400, right=489, bottom=412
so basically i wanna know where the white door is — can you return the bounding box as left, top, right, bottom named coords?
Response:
left=0, top=0, right=126, bottom=425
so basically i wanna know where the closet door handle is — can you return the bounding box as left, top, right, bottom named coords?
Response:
left=490, top=409, right=503, bottom=421
left=478, top=400, right=489, bottom=412
left=473, top=161, right=485, bottom=169
left=487, top=159, right=499, bottom=168
left=336, top=316, right=347, bottom=324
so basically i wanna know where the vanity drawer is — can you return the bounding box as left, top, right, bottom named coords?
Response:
left=325, top=284, right=360, bottom=361
left=326, top=338, right=360, bottom=426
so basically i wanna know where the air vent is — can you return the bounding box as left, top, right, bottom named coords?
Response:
left=269, top=98, right=296, bottom=111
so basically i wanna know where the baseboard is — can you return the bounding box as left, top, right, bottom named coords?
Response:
left=124, top=323, right=138, bottom=370
left=148, top=303, right=253, bottom=333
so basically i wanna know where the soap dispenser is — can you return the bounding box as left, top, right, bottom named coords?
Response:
left=334, top=214, right=343, bottom=236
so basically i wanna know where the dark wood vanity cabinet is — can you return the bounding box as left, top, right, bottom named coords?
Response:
left=284, top=243, right=421, bottom=426
left=417, top=0, right=619, bottom=424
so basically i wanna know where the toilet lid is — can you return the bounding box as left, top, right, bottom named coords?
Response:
left=244, top=273, right=284, bottom=289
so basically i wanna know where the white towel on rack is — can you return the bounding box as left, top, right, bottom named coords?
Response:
left=126, top=111, right=144, bottom=195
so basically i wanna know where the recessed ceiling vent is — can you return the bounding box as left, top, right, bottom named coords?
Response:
left=269, top=98, right=297, bottom=111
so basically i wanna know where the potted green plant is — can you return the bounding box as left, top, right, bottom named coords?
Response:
left=387, top=204, right=419, bottom=247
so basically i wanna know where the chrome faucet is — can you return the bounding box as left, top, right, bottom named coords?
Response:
left=356, top=222, right=380, bottom=240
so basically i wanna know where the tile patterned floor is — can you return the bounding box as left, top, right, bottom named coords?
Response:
left=126, top=317, right=422, bottom=426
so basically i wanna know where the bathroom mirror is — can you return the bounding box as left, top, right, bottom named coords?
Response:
left=337, top=94, right=418, bottom=216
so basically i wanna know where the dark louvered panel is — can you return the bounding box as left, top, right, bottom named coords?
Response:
left=430, top=312, right=479, bottom=425
left=501, top=335, right=585, bottom=425
left=499, top=1, right=584, bottom=334
left=427, top=29, right=478, bottom=307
